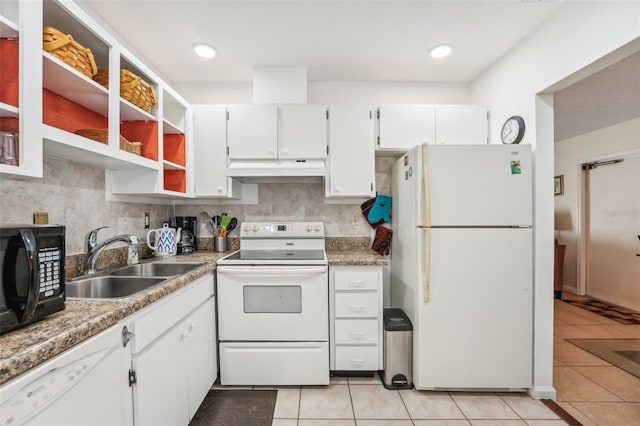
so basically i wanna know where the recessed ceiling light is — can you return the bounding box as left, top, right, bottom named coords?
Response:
left=429, top=44, right=453, bottom=59
left=193, top=43, right=217, bottom=59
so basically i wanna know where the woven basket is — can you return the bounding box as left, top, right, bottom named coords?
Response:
left=93, top=69, right=157, bottom=113
left=74, top=129, right=142, bottom=156
left=42, top=26, right=97, bottom=78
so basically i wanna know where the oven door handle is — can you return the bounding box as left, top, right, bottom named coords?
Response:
left=217, top=266, right=327, bottom=276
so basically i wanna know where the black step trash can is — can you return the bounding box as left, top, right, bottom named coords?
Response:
left=380, top=308, right=413, bottom=390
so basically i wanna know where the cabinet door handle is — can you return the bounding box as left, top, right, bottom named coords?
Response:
left=351, top=358, right=364, bottom=366
left=121, top=326, right=135, bottom=348
left=334, top=186, right=341, bottom=193
left=281, top=149, right=288, bottom=157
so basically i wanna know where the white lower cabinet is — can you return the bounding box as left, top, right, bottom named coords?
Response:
left=129, top=274, right=216, bottom=426
left=330, top=266, right=383, bottom=371
left=0, top=325, right=132, bottom=426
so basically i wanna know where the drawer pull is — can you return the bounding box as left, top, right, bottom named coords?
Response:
left=348, top=280, right=364, bottom=288
left=351, top=358, right=364, bottom=366
left=349, top=331, right=365, bottom=340
left=349, top=304, right=365, bottom=312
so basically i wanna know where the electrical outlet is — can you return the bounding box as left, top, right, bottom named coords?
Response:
left=351, top=213, right=360, bottom=225
left=33, top=212, right=49, bottom=225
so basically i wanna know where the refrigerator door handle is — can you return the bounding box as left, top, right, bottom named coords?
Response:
left=421, top=144, right=431, bottom=227
left=423, top=227, right=431, bottom=303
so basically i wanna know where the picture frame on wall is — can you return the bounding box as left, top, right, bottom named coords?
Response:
left=554, top=175, right=564, bottom=196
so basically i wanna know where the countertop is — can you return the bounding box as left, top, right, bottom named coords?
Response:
left=0, top=248, right=386, bottom=385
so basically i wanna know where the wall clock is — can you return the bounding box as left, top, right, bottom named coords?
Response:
left=501, top=115, right=525, bottom=144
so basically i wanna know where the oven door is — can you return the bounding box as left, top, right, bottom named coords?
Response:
left=216, top=265, right=328, bottom=341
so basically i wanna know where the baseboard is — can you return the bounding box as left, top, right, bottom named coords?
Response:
left=528, top=386, right=557, bottom=400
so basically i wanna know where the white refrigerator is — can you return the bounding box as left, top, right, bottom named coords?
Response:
left=391, top=144, right=533, bottom=390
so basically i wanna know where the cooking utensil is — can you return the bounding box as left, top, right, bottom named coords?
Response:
left=200, top=212, right=219, bottom=231
left=227, top=217, right=238, bottom=233
left=220, top=215, right=232, bottom=230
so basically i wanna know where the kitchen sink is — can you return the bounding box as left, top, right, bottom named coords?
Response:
left=109, top=262, right=204, bottom=277
left=66, top=276, right=167, bottom=300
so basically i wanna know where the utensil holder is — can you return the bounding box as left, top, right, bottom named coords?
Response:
left=214, top=236, right=227, bottom=252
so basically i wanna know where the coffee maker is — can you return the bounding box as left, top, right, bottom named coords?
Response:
left=169, top=216, right=197, bottom=254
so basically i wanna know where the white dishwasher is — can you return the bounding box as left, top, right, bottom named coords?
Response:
left=0, top=324, right=133, bottom=426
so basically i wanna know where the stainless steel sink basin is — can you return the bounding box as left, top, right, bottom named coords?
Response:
left=109, top=262, right=204, bottom=277
left=66, top=276, right=167, bottom=300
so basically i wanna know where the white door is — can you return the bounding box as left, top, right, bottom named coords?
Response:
left=416, top=227, right=533, bottom=389
left=327, top=106, right=375, bottom=197
left=423, top=144, right=532, bottom=226
left=435, top=105, right=488, bottom=145
left=216, top=266, right=328, bottom=341
left=586, top=155, right=640, bottom=311
left=227, top=105, right=278, bottom=159
left=377, top=105, right=435, bottom=149
left=184, top=299, right=214, bottom=420
left=278, top=105, right=327, bottom=159
left=134, top=324, right=188, bottom=426
left=192, top=105, right=230, bottom=196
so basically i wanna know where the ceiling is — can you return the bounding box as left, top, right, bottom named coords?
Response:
left=554, top=50, right=640, bottom=141
left=76, top=0, right=561, bottom=85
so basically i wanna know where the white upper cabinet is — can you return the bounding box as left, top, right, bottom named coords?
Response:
left=377, top=104, right=489, bottom=151
left=326, top=106, right=375, bottom=198
left=377, top=105, right=435, bottom=150
left=227, top=104, right=327, bottom=161
left=192, top=104, right=244, bottom=198
left=435, top=105, right=488, bottom=145
left=278, top=105, right=327, bottom=159
left=227, top=105, right=278, bottom=160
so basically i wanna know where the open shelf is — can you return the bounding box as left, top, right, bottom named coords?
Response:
left=0, top=15, right=18, bottom=38
left=0, top=37, right=18, bottom=107
left=121, top=97, right=155, bottom=121
left=42, top=52, right=109, bottom=116
left=121, top=120, right=159, bottom=161
left=0, top=102, right=18, bottom=118
left=162, top=160, right=185, bottom=171
left=163, top=118, right=183, bottom=134
left=163, top=169, right=186, bottom=193
left=42, top=124, right=158, bottom=171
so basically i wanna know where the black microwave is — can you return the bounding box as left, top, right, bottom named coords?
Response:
left=1, top=225, right=66, bottom=335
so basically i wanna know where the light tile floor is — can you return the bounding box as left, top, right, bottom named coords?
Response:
left=553, top=295, right=640, bottom=426
left=264, top=295, right=640, bottom=425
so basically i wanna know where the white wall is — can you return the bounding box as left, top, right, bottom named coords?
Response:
left=555, top=117, right=640, bottom=294
left=470, top=1, right=640, bottom=399
left=174, top=81, right=471, bottom=105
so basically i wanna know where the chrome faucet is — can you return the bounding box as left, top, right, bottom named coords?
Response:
left=84, top=226, right=137, bottom=274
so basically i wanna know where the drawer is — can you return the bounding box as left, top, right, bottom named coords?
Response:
left=335, top=345, right=379, bottom=370
left=335, top=319, right=379, bottom=345
left=132, top=274, right=214, bottom=352
left=334, top=269, right=379, bottom=291
left=335, top=292, right=379, bottom=318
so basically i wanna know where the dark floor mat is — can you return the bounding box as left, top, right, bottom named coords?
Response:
left=562, top=298, right=640, bottom=324
left=189, top=390, right=277, bottom=426
left=567, top=339, right=640, bottom=379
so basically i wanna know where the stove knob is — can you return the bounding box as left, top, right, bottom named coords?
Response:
left=305, top=225, right=312, bottom=232
left=314, top=224, right=322, bottom=232
left=243, top=225, right=250, bottom=232
left=252, top=225, right=259, bottom=232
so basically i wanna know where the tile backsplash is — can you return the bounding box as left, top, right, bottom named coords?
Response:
left=0, top=156, right=396, bottom=255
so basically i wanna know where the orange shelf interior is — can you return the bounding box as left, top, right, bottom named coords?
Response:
left=164, top=169, right=186, bottom=193
left=121, top=121, right=158, bottom=161
left=0, top=38, right=19, bottom=107
left=0, top=117, right=19, bottom=133
left=43, top=89, right=108, bottom=136
left=163, top=133, right=185, bottom=166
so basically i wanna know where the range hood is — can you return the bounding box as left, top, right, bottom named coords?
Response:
left=226, top=67, right=325, bottom=183
left=227, top=159, right=326, bottom=183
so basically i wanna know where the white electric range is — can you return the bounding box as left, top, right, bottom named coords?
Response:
left=216, top=222, right=329, bottom=386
